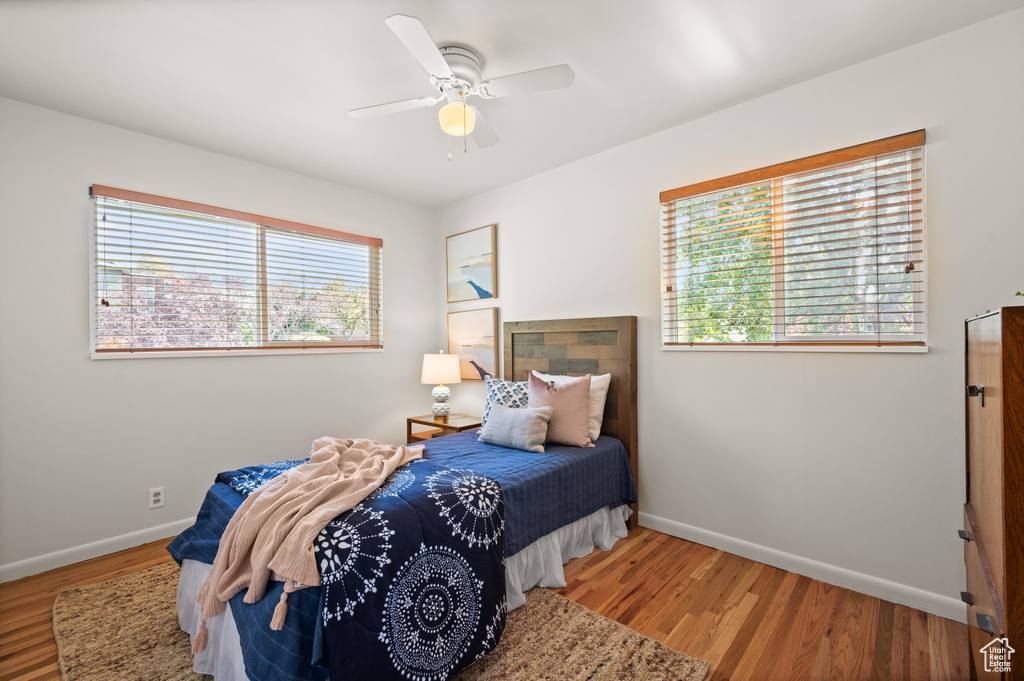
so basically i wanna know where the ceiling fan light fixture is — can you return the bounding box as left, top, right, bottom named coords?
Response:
left=438, top=100, right=476, bottom=136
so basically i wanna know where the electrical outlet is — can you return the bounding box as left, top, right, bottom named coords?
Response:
left=149, top=487, right=164, bottom=509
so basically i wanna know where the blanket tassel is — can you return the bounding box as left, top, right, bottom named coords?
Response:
left=191, top=620, right=209, bottom=655
left=270, top=589, right=289, bottom=631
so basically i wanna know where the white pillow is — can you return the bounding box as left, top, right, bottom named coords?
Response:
left=531, top=371, right=611, bottom=441
left=477, top=403, right=553, bottom=452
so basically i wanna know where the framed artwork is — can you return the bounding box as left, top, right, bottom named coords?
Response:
left=447, top=308, right=498, bottom=381
left=446, top=224, right=496, bottom=303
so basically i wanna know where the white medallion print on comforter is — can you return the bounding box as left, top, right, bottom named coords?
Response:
left=169, top=458, right=506, bottom=681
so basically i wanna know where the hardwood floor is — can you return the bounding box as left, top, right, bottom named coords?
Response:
left=553, top=528, right=970, bottom=681
left=0, top=538, right=174, bottom=681
left=0, top=529, right=970, bottom=681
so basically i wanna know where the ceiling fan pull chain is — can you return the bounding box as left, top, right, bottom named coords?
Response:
left=462, top=92, right=468, bottom=155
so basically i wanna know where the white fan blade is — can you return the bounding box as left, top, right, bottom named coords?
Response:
left=470, top=107, right=500, bottom=148
left=478, top=64, right=574, bottom=99
left=385, top=14, right=454, bottom=80
left=349, top=95, right=440, bottom=119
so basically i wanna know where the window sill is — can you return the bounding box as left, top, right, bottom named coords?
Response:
left=90, top=346, right=385, bottom=360
left=662, top=343, right=927, bottom=353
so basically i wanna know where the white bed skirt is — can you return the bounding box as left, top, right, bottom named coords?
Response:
left=503, top=504, right=629, bottom=609
left=177, top=504, right=630, bottom=679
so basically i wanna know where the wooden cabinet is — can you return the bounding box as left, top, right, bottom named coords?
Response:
left=963, top=307, right=1024, bottom=680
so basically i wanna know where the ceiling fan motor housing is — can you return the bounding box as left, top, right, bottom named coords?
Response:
left=433, top=45, right=482, bottom=94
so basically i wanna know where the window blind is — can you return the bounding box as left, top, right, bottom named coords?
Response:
left=91, top=186, right=383, bottom=352
left=661, top=131, right=925, bottom=347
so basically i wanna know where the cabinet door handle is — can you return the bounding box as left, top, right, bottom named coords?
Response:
left=961, top=591, right=975, bottom=605
left=958, top=529, right=972, bottom=541
left=977, top=613, right=994, bottom=634
left=967, top=384, right=985, bottom=407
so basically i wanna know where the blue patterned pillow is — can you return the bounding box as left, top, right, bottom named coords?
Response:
left=482, top=376, right=529, bottom=426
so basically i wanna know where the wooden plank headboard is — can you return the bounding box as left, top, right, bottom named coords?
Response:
left=503, top=315, right=638, bottom=528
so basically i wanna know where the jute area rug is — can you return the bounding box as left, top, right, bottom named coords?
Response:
left=53, top=561, right=711, bottom=681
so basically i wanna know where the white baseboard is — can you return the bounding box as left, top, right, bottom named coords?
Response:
left=3, top=513, right=966, bottom=623
left=639, top=512, right=966, bottom=623
left=0, top=517, right=196, bottom=584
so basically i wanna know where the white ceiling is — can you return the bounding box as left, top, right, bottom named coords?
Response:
left=1, top=0, right=1021, bottom=208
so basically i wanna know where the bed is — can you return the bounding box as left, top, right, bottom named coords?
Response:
left=169, top=315, right=639, bottom=681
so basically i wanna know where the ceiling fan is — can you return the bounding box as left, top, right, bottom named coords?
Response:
left=349, top=14, right=575, bottom=148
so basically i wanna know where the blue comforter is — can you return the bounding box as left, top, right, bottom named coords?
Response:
left=169, top=457, right=506, bottom=681
left=168, top=432, right=636, bottom=681
left=422, top=431, right=636, bottom=555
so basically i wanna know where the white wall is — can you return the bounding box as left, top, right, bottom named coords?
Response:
left=437, top=11, right=1024, bottom=620
left=3, top=10, right=1021, bottom=616
left=0, top=98, right=437, bottom=579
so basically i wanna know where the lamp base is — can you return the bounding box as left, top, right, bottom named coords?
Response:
left=432, top=402, right=451, bottom=422
left=431, top=384, right=451, bottom=421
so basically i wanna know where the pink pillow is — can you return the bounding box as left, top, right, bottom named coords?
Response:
left=527, top=373, right=593, bottom=447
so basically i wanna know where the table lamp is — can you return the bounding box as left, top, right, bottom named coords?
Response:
left=421, top=352, right=461, bottom=422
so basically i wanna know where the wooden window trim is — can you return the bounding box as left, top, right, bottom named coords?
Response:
left=90, top=184, right=383, bottom=248
left=91, top=186, right=383, bottom=353
left=660, top=131, right=926, bottom=348
left=92, top=344, right=383, bottom=354
left=665, top=341, right=926, bottom=348
left=659, top=130, right=926, bottom=204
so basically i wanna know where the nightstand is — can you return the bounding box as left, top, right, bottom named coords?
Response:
left=406, top=414, right=482, bottom=443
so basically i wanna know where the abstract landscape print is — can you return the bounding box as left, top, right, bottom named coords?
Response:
left=447, top=225, right=496, bottom=303
left=448, top=308, right=497, bottom=381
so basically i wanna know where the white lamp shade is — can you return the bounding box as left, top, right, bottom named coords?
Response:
left=438, top=101, right=476, bottom=136
left=421, top=353, right=461, bottom=385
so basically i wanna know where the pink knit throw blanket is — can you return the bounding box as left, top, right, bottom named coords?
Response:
left=191, top=437, right=424, bottom=654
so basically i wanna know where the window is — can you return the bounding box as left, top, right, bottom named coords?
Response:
left=91, top=186, right=382, bottom=353
left=660, top=131, right=925, bottom=348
